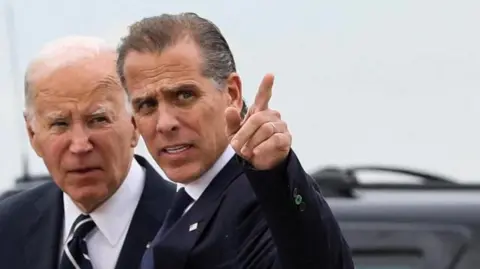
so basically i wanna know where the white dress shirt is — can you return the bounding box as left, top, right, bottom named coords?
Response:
left=177, top=145, right=235, bottom=212
left=61, top=158, right=145, bottom=269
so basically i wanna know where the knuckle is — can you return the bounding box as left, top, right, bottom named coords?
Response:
left=272, top=133, right=283, bottom=144
left=274, top=110, right=281, bottom=118
left=260, top=122, right=274, bottom=135
left=286, top=133, right=293, bottom=145
left=252, top=112, right=269, bottom=125
left=269, top=109, right=281, bottom=119
left=277, top=121, right=287, bottom=132
left=249, top=113, right=262, bottom=126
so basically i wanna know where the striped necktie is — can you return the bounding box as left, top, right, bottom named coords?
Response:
left=59, top=214, right=96, bottom=269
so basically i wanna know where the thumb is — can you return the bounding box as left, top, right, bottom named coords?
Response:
left=225, top=106, right=242, bottom=140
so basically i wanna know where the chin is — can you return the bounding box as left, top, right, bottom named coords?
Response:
left=67, top=185, right=110, bottom=211
left=164, top=163, right=206, bottom=184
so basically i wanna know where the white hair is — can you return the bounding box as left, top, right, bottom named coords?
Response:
left=24, top=35, right=132, bottom=124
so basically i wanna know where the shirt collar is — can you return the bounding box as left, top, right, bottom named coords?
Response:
left=177, top=145, right=235, bottom=200
left=63, top=158, right=145, bottom=246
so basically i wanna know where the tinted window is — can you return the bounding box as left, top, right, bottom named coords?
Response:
left=353, top=249, right=422, bottom=269
left=339, top=222, right=471, bottom=269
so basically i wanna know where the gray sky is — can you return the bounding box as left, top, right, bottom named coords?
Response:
left=1, top=0, right=480, bottom=190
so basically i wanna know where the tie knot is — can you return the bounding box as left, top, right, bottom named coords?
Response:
left=172, top=188, right=193, bottom=211
left=69, top=214, right=96, bottom=239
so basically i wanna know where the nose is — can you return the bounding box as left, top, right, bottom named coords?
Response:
left=156, top=107, right=180, bottom=134
left=69, top=124, right=93, bottom=154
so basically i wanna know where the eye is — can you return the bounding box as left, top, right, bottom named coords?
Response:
left=91, top=116, right=109, bottom=124
left=135, top=97, right=158, bottom=114
left=50, top=121, right=68, bottom=128
left=177, top=90, right=195, bottom=101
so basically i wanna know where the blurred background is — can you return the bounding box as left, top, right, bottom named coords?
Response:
left=1, top=0, right=479, bottom=189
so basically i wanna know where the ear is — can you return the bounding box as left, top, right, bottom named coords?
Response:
left=225, top=72, right=243, bottom=111
left=24, top=112, right=43, bottom=157
left=130, top=115, right=140, bottom=148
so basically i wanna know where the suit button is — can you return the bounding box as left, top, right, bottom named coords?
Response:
left=294, top=194, right=303, bottom=205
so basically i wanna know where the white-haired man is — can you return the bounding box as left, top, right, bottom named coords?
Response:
left=0, top=36, right=176, bottom=269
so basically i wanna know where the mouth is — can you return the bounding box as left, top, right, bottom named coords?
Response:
left=161, top=144, right=193, bottom=155
left=68, top=167, right=102, bottom=174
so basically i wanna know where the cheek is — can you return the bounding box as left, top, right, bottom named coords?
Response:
left=38, top=135, right=69, bottom=171
left=135, top=115, right=157, bottom=140
left=172, top=108, right=204, bottom=139
left=200, top=101, right=227, bottom=128
left=91, top=128, right=129, bottom=153
left=184, top=103, right=226, bottom=143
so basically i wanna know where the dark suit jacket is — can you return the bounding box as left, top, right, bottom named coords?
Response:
left=151, top=150, right=354, bottom=269
left=0, top=154, right=176, bottom=269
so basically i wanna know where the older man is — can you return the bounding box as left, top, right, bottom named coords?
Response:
left=0, top=36, right=176, bottom=269
left=117, top=13, right=354, bottom=269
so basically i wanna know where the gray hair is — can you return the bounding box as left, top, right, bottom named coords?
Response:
left=116, top=12, right=248, bottom=117
left=24, top=35, right=131, bottom=123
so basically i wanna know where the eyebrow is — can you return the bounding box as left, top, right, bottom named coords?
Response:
left=163, top=83, right=198, bottom=93
left=90, top=104, right=117, bottom=116
left=41, top=106, right=113, bottom=121
left=130, top=83, right=199, bottom=105
left=91, top=107, right=107, bottom=115
left=44, top=111, right=66, bottom=120
left=131, top=92, right=152, bottom=106
left=130, top=86, right=160, bottom=107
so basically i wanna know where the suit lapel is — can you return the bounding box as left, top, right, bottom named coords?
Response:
left=24, top=183, right=64, bottom=269
left=115, top=155, right=176, bottom=269
left=153, top=156, right=243, bottom=269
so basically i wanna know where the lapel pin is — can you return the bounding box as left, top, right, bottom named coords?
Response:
left=189, top=222, right=198, bottom=232
left=146, top=242, right=151, bottom=249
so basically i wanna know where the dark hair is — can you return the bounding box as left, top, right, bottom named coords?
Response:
left=117, top=12, right=248, bottom=116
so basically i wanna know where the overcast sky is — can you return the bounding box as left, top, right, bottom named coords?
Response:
left=1, top=0, right=479, bottom=190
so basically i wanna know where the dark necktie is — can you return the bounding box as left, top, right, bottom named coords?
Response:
left=140, top=188, right=193, bottom=269
left=59, top=214, right=96, bottom=269
left=161, top=188, right=194, bottom=233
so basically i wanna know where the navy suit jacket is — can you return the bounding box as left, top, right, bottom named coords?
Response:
left=0, top=155, right=176, bottom=269
left=151, top=150, right=354, bottom=269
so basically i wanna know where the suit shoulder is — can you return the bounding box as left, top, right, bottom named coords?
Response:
left=221, top=173, right=259, bottom=217
left=0, top=182, right=57, bottom=220
left=224, top=173, right=256, bottom=201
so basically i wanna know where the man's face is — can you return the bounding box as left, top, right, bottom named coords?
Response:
left=121, top=39, right=243, bottom=183
left=26, top=53, right=139, bottom=211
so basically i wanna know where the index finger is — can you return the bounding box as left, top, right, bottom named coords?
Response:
left=253, top=73, right=275, bottom=112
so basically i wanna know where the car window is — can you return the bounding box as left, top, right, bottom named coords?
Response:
left=354, top=252, right=422, bottom=269
left=339, top=222, right=471, bottom=269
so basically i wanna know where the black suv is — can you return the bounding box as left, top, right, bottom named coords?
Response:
left=313, top=165, right=480, bottom=269
left=0, top=174, right=51, bottom=201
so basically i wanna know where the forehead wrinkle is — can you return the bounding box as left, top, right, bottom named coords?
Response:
left=94, top=74, right=122, bottom=91
left=134, top=59, right=197, bottom=86
left=34, top=86, right=59, bottom=101
left=37, top=101, right=116, bottom=120
left=139, top=64, right=170, bottom=78
left=164, top=80, right=200, bottom=91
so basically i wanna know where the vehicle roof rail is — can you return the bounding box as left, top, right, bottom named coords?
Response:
left=311, top=164, right=460, bottom=197
left=344, top=165, right=458, bottom=185
left=311, top=166, right=358, bottom=197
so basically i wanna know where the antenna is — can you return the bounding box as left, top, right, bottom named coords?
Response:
left=5, top=0, right=30, bottom=182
